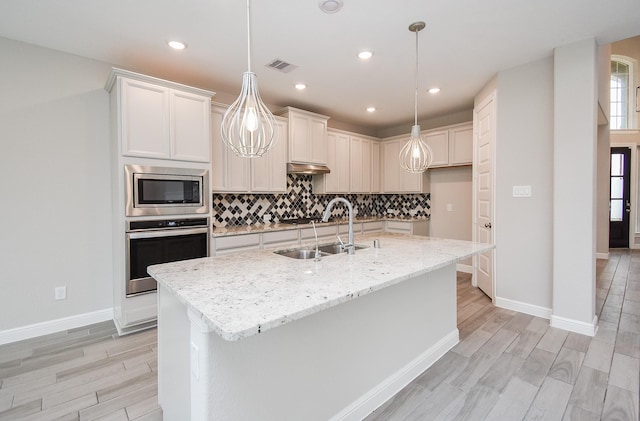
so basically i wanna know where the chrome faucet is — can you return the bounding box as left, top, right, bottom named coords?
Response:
left=322, top=197, right=355, bottom=255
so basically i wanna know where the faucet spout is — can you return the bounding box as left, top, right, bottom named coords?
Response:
left=322, top=197, right=355, bottom=254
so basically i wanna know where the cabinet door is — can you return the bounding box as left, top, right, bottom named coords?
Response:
left=120, top=78, right=170, bottom=159
left=382, top=140, right=402, bottom=192
left=252, top=118, right=287, bottom=193
left=449, top=124, right=473, bottom=165
left=310, top=116, right=327, bottom=164
left=350, top=136, right=363, bottom=193
left=288, top=113, right=310, bottom=163
left=335, top=133, right=350, bottom=192
left=362, top=138, right=372, bottom=193
left=371, top=141, right=381, bottom=193
left=170, top=90, right=211, bottom=162
left=211, top=106, right=249, bottom=192
left=424, top=130, right=449, bottom=167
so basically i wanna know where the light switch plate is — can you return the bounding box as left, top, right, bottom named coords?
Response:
left=512, top=185, right=532, bottom=197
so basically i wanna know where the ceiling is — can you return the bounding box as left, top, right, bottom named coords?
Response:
left=0, top=0, right=639, bottom=133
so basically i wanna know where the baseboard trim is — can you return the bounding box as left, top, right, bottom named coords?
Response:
left=0, top=308, right=113, bottom=345
left=596, top=252, right=610, bottom=260
left=495, top=297, right=552, bottom=319
left=332, top=329, right=459, bottom=421
left=550, top=314, right=598, bottom=337
left=456, top=263, right=473, bottom=274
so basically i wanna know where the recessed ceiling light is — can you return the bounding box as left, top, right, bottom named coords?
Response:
left=366, top=107, right=376, bottom=112
left=295, top=83, right=307, bottom=90
left=358, top=51, right=374, bottom=60
left=428, top=87, right=441, bottom=94
left=168, top=40, right=187, bottom=50
left=318, top=0, right=343, bottom=13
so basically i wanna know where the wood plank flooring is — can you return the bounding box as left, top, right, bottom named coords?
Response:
left=367, top=250, right=640, bottom=421
left=1, top=249, right=638, bottom=420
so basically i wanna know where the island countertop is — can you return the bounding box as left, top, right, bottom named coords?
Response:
left=148, top=233, right=493, bottom=341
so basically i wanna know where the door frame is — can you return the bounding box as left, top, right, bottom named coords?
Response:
left=472, top=90, right=497, bottom=301
left=609, top=142, right=639, bottom=249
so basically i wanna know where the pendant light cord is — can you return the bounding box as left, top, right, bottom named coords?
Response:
left=246, top=0, right=251, bottom=72
left=414, top=29, right=418, bottom=126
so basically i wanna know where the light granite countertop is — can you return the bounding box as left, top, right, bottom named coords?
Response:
left=148, top=233, right=493, bottom=341
left=211, top=216, right=429, bottom=237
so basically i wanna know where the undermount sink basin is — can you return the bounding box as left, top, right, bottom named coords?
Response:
left=274, top=243, right=369, bottom=259
left=274, top=249, right=329, bottom=260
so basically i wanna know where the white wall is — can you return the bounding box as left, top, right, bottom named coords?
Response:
left=0, top=37, right=114, bottom=332
left=429, top=167, right=472, bottom=266
left=552, top=38, right=598, bottom=332
left=494, top=57, right=554, bottom=313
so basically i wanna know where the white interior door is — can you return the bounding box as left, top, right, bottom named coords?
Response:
left=473, top=93, right=495, bottom=300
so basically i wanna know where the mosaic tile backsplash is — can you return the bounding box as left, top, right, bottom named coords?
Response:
left=212, top=174, right=430, bottom=227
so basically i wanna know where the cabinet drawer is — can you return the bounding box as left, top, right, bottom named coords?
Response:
left=262, top=230, right=299, bottom=248
left=300, top=225, right=337, bottom=241
left=385, top=221, right=412, bottom=233
left=363, top=221, right=384, bottom=233
left=213, top=233, right=261, bottom=255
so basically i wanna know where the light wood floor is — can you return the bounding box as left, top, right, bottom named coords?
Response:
left=1, top=250, right=639, bottom=420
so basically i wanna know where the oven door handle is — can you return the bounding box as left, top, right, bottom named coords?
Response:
left=127, top=227, right=209, bottom=239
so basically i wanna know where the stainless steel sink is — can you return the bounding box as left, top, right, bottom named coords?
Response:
left=274, top=243, right=368, bottom=259
left=317, top=243, right=368, bottom=254
left=274, top=249, right=328, bottom=260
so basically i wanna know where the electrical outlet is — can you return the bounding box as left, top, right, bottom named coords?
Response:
left=54, top=286, right=67, bottom=301
left=446, top=204, right=453, bottom=212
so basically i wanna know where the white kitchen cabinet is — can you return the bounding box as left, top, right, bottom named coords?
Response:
left=211, top=105, right=250, bottom=192
left=425, top=123, right=473, bottom=168
left=314, top=130, right=350, bottom=194
left=262, top=230, right=299, bottom=249
left=382, top=138, right=430, bottom=193
left=107, top=69, right=213, bottom=163
left=363, top=221, right=384, bottom=233
left=350, top=136, right=373, bottom=193
left=300, top=225, right=338, bottom=242
left=448, top=123, right=473, bottom=165
left=213, top=233, right=261, bottom=256
left=251, top=117, right=288, bottom=193
left=385, top=220, right=429, bottom=236
left=424, top=130, right=449, bottom=167
left=211, top=105, right=287, bottom=193
left=276, top=107, right=329, bottom=165
left=371, top=141, right=381, bottom=193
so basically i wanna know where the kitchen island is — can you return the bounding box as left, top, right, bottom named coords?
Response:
left=148, top=233, right=493, bottom=420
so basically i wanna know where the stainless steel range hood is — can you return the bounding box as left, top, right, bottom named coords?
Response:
left=287, top=163, right=331, bottom=174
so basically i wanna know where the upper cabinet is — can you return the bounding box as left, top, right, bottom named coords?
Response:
left=276, top=107, right=329, bottom=165
left=106, top=68, right=214, bottom=163
left=382, top=138, right=430, bottom=193
left=314, top=129, right=379, bottom=194
left=211, top=104, right=288, bottom=193
left=425, top=122, right=473, bottom=168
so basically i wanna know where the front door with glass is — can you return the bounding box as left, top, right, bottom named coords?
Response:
left=609, top=147, right=631, bottom=248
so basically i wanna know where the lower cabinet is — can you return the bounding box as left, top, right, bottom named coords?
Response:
left=211, top=220, right=430, bottom=255
left=385, top=220, right=429, bottom=236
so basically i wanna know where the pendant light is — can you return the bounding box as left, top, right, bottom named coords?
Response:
left=221, top=0, right=276, bottom=158
left=399, top=21, right=433, bottom=173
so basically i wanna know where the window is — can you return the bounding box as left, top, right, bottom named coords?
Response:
left=611, top=55, right=637, bottom=130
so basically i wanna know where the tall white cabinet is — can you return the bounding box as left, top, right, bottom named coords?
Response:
left=211, top=103, right=288, bottom=193
left=276, top=107, right=329, bottom=165
left=105, top=68, right=214, bottom=335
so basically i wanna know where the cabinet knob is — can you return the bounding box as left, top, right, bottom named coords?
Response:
left=484, top=223, right=492, bottom=229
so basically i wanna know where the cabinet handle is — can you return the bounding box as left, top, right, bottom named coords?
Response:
left=484, top=223, right=492, bottom=228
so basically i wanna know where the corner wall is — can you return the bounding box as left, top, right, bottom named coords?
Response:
left=494, top=57, right=554, bottom=315
left=0, top=37, right=114, bottom=334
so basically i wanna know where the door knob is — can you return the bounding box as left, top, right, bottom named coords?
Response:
left=485, top=223, right=492, bottom=228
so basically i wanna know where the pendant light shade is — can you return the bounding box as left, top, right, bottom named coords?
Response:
left=221, top=0, right=276, bottom=158
left=399, top=21, right=433, bottom=173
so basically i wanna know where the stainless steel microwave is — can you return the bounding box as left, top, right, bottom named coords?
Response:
left=125, top=164, right=209, bottom=217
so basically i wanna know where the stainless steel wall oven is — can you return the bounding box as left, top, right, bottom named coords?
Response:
left=126, top=217, right=209, bottom=296
left=125, top=164, right=209, bottom=217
